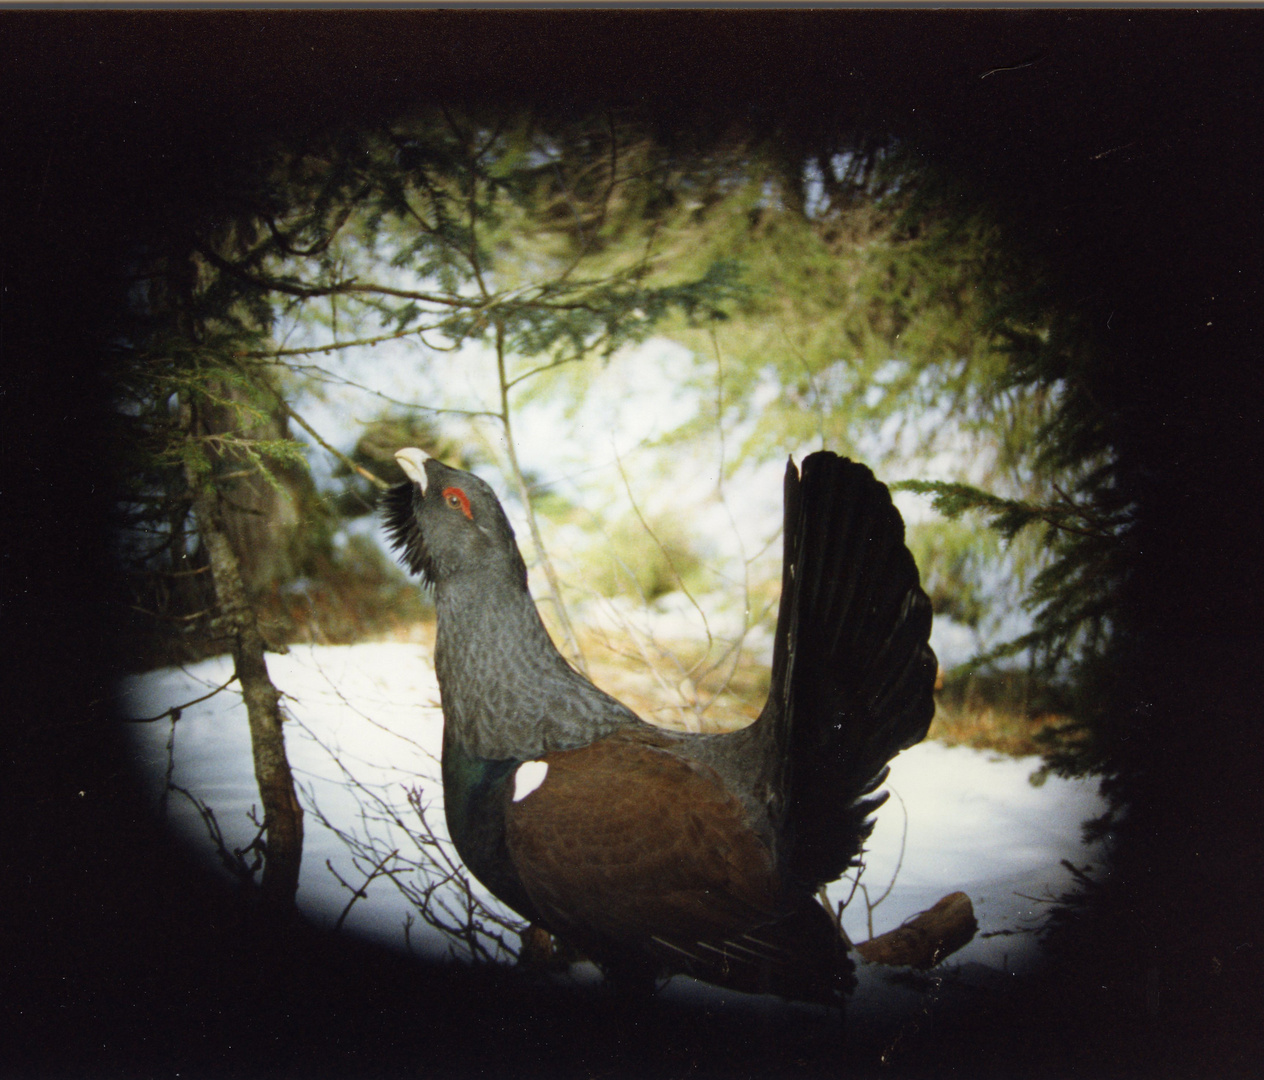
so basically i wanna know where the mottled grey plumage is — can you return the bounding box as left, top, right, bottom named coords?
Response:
left=382, top=449, right=936, bottom=1003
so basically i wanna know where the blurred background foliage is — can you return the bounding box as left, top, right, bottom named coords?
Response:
left=115, top=107, right=1124, bottom=773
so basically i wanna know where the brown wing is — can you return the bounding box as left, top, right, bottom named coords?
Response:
left=504, top=730, right=847, bottom=1000
left=506, top=732, right=779, bottom=951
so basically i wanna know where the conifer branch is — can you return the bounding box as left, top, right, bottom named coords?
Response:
left=276, top=397, right=391, bottom=491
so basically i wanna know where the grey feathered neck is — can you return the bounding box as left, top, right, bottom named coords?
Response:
left=431, top=564, right=641, bottom=762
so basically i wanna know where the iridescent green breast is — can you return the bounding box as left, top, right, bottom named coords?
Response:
left=440, top=734, right=543, bottom=925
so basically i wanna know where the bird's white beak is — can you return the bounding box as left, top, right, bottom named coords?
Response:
left=394, top=448, right=430, bottom=491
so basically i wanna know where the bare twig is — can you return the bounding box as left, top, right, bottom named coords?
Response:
left=250, top=362, right=499, bottom=422
left=493, top=319, right=587, bottom=673
left=160, top=716, right=177, bottom=820
left=239, top=322, right=460, bottom=360
left=127, top=604, right=215, bottom=624
left=274, top=395, right=391, bottom=492
left=288, top=686, right=523, bottom=965
left=122, top=672, right=240, bottom=724
left=612, top=448, right=715, bottom=667
left=169, top=784, right=264, bottom=885
left=1059, top=858, right=1096, bottom=886
left=328, top=847, right=400, bottom=933
left=835, top=790, right=909, bottom=941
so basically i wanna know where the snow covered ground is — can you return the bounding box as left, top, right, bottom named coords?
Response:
left=118, top=640, right=1109, bottom=1025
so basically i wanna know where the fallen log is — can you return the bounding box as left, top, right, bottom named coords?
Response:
left=855, top=891, right=978, bottom=969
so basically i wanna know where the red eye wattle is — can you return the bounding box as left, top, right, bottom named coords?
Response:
left=442, top=486, right=473, bottom=520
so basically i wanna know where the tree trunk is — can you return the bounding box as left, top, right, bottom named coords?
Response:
left=187, top=468, right=305, bottom=908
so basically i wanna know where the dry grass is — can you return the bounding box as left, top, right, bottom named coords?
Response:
left=928, top=671, right=1083, bottom=758
left=371, top=618, right=1072, bottom=758
left=926, top=699, right=1070, bottom=758
left=577, top=627, right=766, bottom=735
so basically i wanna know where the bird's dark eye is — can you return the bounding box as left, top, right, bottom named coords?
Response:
left=442, top=486, right=473, bottom=520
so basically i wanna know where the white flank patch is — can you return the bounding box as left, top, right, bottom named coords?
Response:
left=512, top=760, right=549, bottom=802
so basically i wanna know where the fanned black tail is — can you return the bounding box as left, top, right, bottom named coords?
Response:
left=764, top=452, right=937, bottom=893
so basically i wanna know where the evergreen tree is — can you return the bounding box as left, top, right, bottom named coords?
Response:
left=113, top=108, right=747, bottom=903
